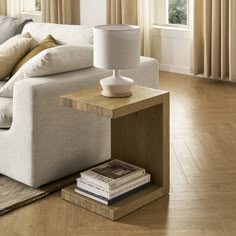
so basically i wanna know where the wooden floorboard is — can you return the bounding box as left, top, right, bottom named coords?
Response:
left=1, top=72, right=236, bottom=235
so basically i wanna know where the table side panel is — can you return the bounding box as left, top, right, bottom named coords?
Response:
left=111, top=104, right=164, bottom=187
left=162, top=93, right=170, bottom=194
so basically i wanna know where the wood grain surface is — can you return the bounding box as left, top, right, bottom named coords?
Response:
left=60, top=85, right=168, bottom=119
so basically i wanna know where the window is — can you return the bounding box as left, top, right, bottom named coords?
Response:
left=155, top=0, right=189, bottom=27
left=21, top=0, right=41, bottom=14
left=35, top=0, right=41, bottom=12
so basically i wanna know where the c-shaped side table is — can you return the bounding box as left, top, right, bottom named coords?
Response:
left=60, top=85, right=169, bottom=221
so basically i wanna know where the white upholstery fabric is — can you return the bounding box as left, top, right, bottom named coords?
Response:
left=24, top=45, right=94, bottom=78
left=0, top=22, right=159, bottom=187
left=0, top=81, right=6, bottom=89
left=0, top=97, right=12, bottom=128
left=0, top=68, right=24, bottom=97
left=23, top=22, right=94, bottom=45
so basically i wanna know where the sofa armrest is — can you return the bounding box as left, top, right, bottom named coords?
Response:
left=11, top=73, right=112, bottom=186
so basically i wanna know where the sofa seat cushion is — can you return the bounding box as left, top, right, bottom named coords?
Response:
left=0, top=97, right=12, bottom=128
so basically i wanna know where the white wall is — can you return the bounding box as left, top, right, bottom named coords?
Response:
left=80, top=0, right=106, bottom=26
left=152, top=27, right=191, bottom=74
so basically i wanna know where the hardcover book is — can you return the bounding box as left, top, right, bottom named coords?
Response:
left=80, top=159, right=146, bottom=190
left=77, top=173, right=151, bottom=199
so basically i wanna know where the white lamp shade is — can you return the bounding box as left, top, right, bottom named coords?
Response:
left=93, top=24, right=140, bottom=70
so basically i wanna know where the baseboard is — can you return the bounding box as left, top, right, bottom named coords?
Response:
left=159, top=64, right=191, bottom=75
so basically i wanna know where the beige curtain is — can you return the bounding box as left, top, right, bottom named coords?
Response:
left=42, top=0, right=80, bottom=24
left=107, top=0, right=153, bottom=57
left=107, top=0, right=137, bottom=25
left=0, top=0, right=7, bottom=15
left=138, top=0, right=153, bottom=57
left=192, top=0, right=236, bottom=81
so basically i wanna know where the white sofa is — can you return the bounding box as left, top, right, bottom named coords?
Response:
left=0, top=22, right=159, bottom=187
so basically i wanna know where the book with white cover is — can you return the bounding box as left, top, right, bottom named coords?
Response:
left=77, top=173, right=151, bottom=199
left=80, top=159, right=145, bottom=190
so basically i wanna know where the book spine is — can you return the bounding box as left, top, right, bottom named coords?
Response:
left=77, top=174, right=151, bottom=199
left=81, top=169, right=145, bottom=190
left=75, top=189, right=108, bottom=205
left=75, top=182, right=152, bottom=205
left=107, top=182, right=151, bottom=205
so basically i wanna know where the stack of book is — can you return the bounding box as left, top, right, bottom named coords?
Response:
left=75, top=159, right=151, bottom=205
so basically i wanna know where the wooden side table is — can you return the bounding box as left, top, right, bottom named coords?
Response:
left=60, top=85, right=169, bottom=221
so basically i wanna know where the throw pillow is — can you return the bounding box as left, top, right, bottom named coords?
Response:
left=24, top=45, right=94, bottom=78
left=0, top=45, right=93, bottom=98
left=0, top=33, right=32, bottom=81
left=11, top=34, right=57, bottom=76
left=0, top=16, right=32, bottom=44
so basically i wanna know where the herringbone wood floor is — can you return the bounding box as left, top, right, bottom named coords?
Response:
left=1, top=72, right=236, bottom=236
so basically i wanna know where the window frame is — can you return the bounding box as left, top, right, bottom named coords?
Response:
left=154, top=0, right=190, bottom=29
left=20, top=0, right=41, bottom=16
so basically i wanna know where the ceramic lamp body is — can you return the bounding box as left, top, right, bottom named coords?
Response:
left=94, top=24, right=140, bottom=97
left=100, top=70, right=134, bottom=97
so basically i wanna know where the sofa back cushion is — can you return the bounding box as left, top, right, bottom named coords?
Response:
left=24, top=45, right=94, bottom=78
left=22, top=22, right=94, bottom=45
left=0, top=45, right=93, bottom=98
left=0, top=16, right=32, bottom=44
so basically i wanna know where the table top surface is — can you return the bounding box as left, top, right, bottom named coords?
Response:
left=60, top=85, right=169, bottom=119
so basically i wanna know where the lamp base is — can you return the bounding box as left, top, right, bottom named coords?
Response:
left=101, top=90, right=132, bottom=98
left=100, top=70, right=134, bottom=98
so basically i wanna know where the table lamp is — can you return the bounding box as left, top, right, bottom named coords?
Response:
left=94, top=24, right=140, bottom=97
